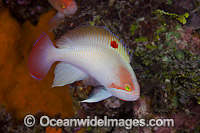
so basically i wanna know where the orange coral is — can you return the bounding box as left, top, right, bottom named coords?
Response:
left=46, top=126, right=62, bottom=133
left=0, top=9, right=74, bottom=120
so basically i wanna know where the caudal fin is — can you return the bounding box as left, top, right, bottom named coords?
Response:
left=28, top=33, right=56, bottom=80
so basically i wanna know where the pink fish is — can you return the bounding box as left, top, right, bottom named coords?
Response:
left=28, top=26, right=140, bottom=103
left=48, top=0, right=77, bottom=30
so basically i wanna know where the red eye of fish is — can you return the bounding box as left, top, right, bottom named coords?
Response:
left=110, top=40, right=118, bottom=49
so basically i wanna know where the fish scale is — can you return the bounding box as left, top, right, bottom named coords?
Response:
left=53, top=45, right=122, bottom=86
left=56, top=26, right=131, bottom=63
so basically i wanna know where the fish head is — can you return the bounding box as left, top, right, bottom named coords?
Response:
left=59, top=0, right=77, bottom=15
left=108, top=65, right=140, bottom=101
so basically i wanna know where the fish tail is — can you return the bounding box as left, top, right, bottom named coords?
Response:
left=28, top=33, right=56, bottom=80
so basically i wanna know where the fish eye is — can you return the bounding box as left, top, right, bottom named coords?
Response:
left=60, top=4, right=66, bottom=9
left=125, top=83, right=131, bottom=92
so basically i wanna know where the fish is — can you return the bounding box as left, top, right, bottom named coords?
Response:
left=48, top=0, right=77, bottom=30
left=28, top=26, right=140, bottom=103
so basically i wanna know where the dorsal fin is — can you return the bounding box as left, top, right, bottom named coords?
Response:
left=56, top=26, right=131, bottom=63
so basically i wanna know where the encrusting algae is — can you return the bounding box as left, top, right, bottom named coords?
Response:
left=0, top=9, right=74, bottom=120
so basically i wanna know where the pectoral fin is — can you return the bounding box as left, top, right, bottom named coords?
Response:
left=81, top=87, right=112, bottom=103
left=52, top=62, right=88, bottom=87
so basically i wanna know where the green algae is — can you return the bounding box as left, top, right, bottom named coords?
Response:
left=135, top=36, right=148, bottom=42
left=130, top=24, right=138, bottom=35
left=133, top=22, right=200, bottom=113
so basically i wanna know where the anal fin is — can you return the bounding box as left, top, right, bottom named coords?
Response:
left=81, top=87, right=112, bottom=103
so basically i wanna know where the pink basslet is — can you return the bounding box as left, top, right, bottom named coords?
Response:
left=29, top=26, right=140, bottom=103
left=48, top=0, right=77, bottom=31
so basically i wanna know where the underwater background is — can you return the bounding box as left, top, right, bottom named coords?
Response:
left=0, top=0, right=200, bottom=132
